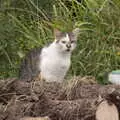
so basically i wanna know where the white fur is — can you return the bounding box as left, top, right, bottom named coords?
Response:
left=40, top=42, right=71, bottom=82
left=39, top=30, right=79, bottom=82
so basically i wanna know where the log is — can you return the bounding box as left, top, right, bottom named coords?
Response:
left=0, top=76, right=120, bottom=120
left=96, top=100, right=119, bottom=120
left=20, top=116, right=50, bottom=120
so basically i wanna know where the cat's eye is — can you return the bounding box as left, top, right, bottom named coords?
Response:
left=62, top=41, right=66, bottom=44
left=71, top=41, right=75, bottom=43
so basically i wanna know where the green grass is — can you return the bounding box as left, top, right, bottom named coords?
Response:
left=0, top=0, right=120, bottom=83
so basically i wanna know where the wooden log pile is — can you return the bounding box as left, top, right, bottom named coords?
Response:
left=0, top=76, right=119, bottom=120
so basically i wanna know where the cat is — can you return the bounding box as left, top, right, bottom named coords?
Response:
left=19, top=28, right=79, bottom=82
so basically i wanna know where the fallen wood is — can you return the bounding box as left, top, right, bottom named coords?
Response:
left=96, top=100, right=119, bottom=120
left=20, top=116, right=50, bottom=120
left=0, top=76, right=120, bottom=120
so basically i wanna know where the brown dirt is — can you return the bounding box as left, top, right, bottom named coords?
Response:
left=0, top=76, right=120, bottom=120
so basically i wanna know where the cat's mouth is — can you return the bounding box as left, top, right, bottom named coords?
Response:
left=66, top=49, right=71, bottom=52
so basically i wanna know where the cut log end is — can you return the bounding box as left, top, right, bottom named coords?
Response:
left=96, top=100, right=119, bottom=120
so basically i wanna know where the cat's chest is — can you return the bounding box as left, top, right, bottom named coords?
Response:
left=40, top=48, right=71, bottom=71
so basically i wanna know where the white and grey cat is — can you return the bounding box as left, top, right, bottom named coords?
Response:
left=19, top=28, right=79, bottom=82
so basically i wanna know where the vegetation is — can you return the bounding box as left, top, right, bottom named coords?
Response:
left=0, top=0, right=120, bottom=83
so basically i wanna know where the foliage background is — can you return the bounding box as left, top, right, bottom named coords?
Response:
left=0, top=0, right=120, bottom=83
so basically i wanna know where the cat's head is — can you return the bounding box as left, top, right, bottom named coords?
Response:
left=54, top=28, right=79, bottom=53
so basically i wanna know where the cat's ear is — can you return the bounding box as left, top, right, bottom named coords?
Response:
left=54, top=29, right=64, bottom=41
left=72, top=28, right=80, bottom=39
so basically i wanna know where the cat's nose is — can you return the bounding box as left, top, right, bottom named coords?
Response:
left=66, top=44, right=71, bottom=48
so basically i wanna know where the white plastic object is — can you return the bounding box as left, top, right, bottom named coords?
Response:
left=108, top=70, right=120, bottom=85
